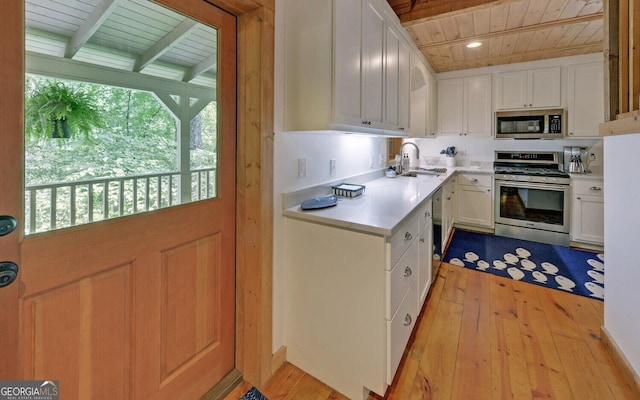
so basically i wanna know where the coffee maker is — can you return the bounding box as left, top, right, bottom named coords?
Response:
left=563, top=146, right=589, bottom=174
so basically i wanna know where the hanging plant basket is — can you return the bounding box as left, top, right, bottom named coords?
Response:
left=25, top=81, right=104, bottom=140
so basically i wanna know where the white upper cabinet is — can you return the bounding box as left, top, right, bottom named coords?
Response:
left=333, top=0, right=363, bottom=127
left=383, top=8, right=411, bottom=132
left=362, top=0, right=385, bottom=130
left=409, top=53, right=436, bottom=138
left=437, top=75, right=491, bottom=137
left=425, top=72, right=437, bottom=137
left=567, top=62, right=604, bottom=137
left=495, top=67, right=561, bottom=109
left=437, top=78, right=464, bottom=135
left=283, top=0, right=416, bottom=136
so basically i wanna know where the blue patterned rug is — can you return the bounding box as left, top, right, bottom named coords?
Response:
left=444, top=230, right=604, bottom=300
left=240, top=387, right=268, bottom=400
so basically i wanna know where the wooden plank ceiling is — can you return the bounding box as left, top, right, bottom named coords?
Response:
left=387, top=0, right=604, bottom=72
left=25, top=0, right=218, bottom=86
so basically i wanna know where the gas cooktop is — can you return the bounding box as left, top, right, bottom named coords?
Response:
left=493, top=151, right=570, bottom=184
left=493, top=166, right=570, bottom=178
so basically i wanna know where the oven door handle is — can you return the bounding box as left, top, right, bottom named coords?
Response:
left=495, top=180, right=568, bottom=192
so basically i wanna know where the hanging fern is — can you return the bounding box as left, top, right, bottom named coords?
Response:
left=25, top=80, right=105, bottom=139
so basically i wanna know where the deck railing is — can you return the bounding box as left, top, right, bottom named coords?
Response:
left=25, top=168, right=216, bottom=234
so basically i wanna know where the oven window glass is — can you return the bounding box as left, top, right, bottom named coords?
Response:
left=498, top=185, right=564, bottom=225
left=497, top=116, right=544, bottom=134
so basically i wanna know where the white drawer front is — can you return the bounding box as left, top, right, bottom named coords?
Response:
left=458, top=173, right=492, bottom=187
left=387, top=241, right=418, bottom=320
left=389, top=213, right=418, bottom=268
left=572, top=180, right=604, bottom=196
left=417, top=198, right=433, bottom=232
left=387, top=278, right=418, bottom=384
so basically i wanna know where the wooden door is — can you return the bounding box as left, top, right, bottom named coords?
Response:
left=0, top=1, right=237, bottom=399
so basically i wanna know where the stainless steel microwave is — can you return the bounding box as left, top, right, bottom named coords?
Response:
left=495, top=108, right=566, bottom=139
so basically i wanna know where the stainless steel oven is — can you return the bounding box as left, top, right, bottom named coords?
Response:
left=494, top=151, right=570, bottom=246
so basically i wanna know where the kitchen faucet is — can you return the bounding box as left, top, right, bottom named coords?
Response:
left=399, top=142, right=420, bottom=170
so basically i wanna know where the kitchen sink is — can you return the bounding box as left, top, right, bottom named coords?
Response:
left=400, top=170, right=440, bottom=178
left=401, top=169, right=443, bottom=177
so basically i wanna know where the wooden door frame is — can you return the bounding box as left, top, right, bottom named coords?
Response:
left=160, top=0, right=276, bottom=388
left=0, top=0, right=275, bottom=388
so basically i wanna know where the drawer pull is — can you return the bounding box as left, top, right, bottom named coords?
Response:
left=419, top=237, right=425, bottom=243
left=404, top=314, right=412, bottom=326
left=590, top=186, right=602, bottom=191
left=471, top=178, right=478, bottom=183
left=425, top=211, right=431, bottom=218
left=404, top=232, right=412, bottom=241
left=404, top=266, right=413, bottom=277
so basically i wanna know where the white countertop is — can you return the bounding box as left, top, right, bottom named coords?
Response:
left=283, top=168, right=493, bottom=236
left=568, top=168, right=603, bottom=181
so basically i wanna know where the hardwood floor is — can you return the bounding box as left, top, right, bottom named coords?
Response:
left=225, top=263, right=637, bottom=400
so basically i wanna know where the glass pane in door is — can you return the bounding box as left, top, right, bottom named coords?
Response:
left=24, top=0, right=218, bottom=234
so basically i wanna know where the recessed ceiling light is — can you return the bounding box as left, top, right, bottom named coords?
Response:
left=466, top=42, right=482, bottom=48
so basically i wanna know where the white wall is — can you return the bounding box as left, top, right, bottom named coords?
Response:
left=407, top=136, right=603, bottom=169
left=603, top=133, right=640, bottom=375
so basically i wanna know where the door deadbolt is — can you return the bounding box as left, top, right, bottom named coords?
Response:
left=0, top=216, right=18, bottom=236
left=0, top=262, right=18, bottom=288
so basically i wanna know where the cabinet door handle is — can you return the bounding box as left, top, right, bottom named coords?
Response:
left=404, top=314, right=412, bottom=326
left=425, top=211, right=431, bottom=218
left=446, top=197, right=451, bottom=201
left=577, top=197, right=581, bottom=200
left=404, top=266, right=412, bottom=277
left=404, top=232, right=413, bottom=241
left=590, top=187, right=602, bottom=191
left=419, top=237, right=425, bottom=243
left=471, top=178, right=478, bottom=183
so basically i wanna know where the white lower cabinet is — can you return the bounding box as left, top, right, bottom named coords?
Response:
left=455, top=172, right=494, bottom=229
left=417, top=199, right=433, bottom=307
left=571, top=179, right=604, bottom=246
left=284, top=199, right=433, bottom=399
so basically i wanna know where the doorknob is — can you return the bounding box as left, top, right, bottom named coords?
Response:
left=0, top=262, right=18, bottom=288
left=0, top=215, right=18, bottom=236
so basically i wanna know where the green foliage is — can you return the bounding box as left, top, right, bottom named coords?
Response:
left=24, top=75, right=219, bottom=233
left=25, top=79, right=105, bottom=139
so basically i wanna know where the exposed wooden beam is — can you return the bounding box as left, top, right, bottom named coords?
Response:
left=416, top=13, right=604, bottom=49
left=427, top=42, right=603, bottom=71
left=620, top=0, right=630, bottom=113
left=604, top=0, right=620, bottom=120
left=65, top=0, right=124, bottom=58
left=235, top=5, right=275, bottom=387
left=27, top=52, right=215, bottom=100
left=201, top=0, right=274, bottom=15
left=387, top=0, right=415, bottom=15
left=632, top=0, right=640, bottom=111
left=400, top=0, right=519, bottom=25
left=184, top=53, right=217, bottom=82
left=134, top=18, right=199, bottom=72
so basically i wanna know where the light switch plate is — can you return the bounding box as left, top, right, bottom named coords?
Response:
left=298, top=158, right=306, bottom=178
